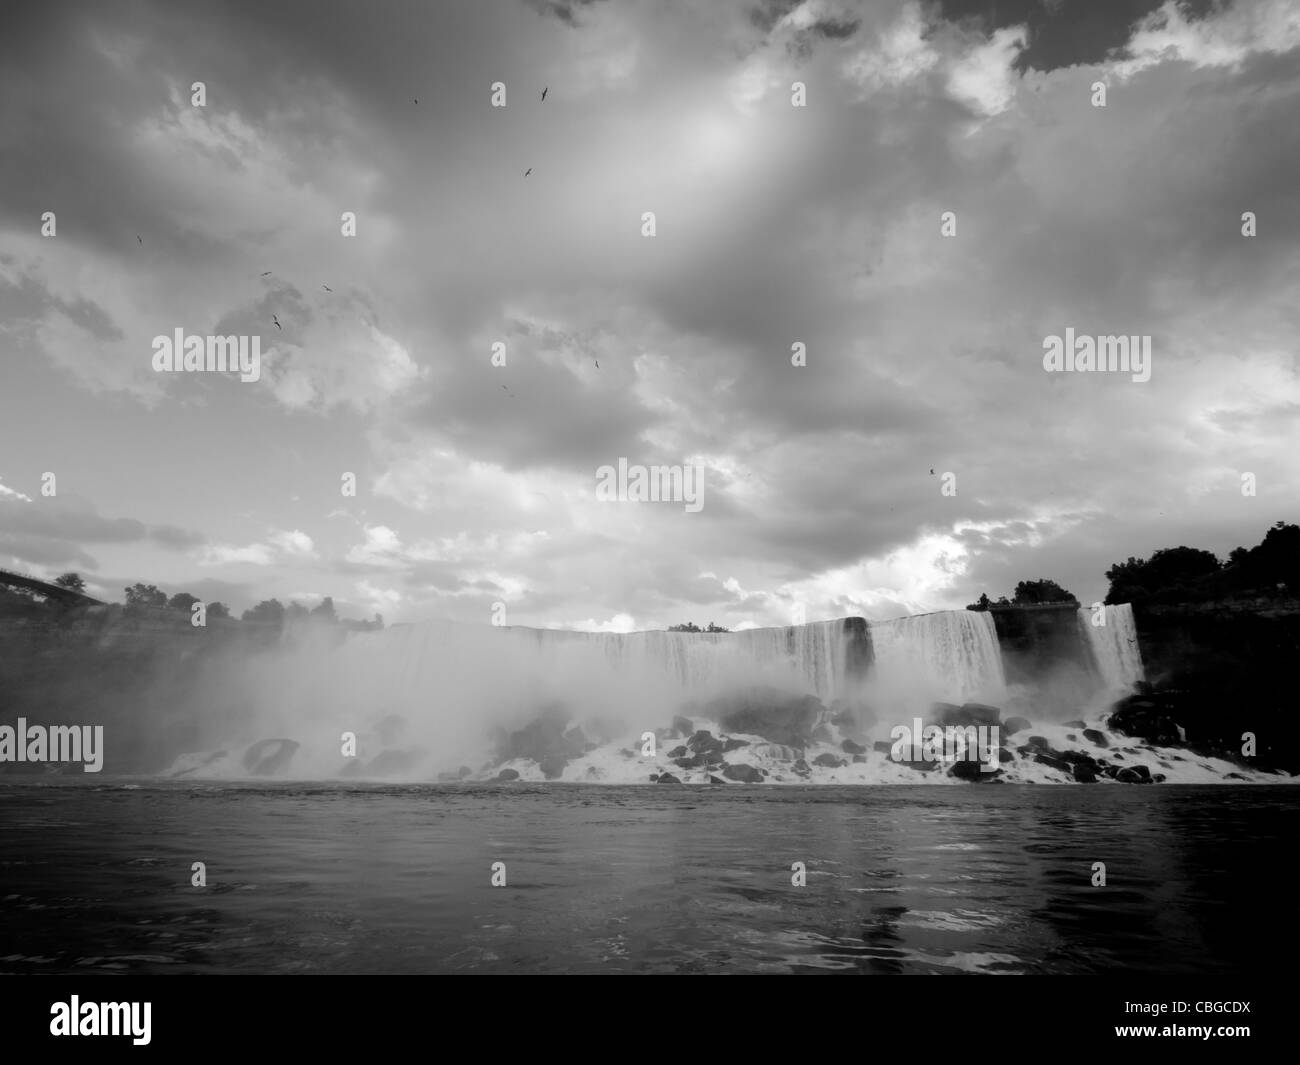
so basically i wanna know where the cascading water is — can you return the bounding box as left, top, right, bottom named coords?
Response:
left=867, top=609, right=1007, bottom=706
left=1078, top=603, right=1145, bottom=693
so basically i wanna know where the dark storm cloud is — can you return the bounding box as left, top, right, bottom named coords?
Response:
left=0, top=496, right=205, bottom=550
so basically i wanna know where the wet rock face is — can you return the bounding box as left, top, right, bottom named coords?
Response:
left=707, top=687, right=823, bottom=748
left=1082, top=728, right=1109, bottom=748
left=1108, top=697, right=1182, bottom=746
left=812, top=753, right=846, bottom=768
left=656, top=772, right=682, bottom=784
left=242, top=738, right=299, bottom=776
left=840, top=739, right=866, bottom=755
left=1003, top=716, right=1033, bottom=736
left=949, top=759, right=1000, bottom=781
left=495, top=768, right=520, bottom=781
left=495, top=704, right=591, bottom=768
left=721, top=763, right=763, bottom=783
left=937, top=702, right=1002, bottom=729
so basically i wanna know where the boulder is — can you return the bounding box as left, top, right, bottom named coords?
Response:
left=812, top=753, right=846, bottom=768
left=1025, top=735, right=1052, bottom=750
left=749, top=743, right=801, bottom=761
left=1063, top=719, right=1086, bottom=729
left=671, top=715, right=695, bottom=737
left=1108, top=696, right=1182, bottom=746
left=495, top=768, right=521, bottom=781
left=852, top=754, right=867, bottom=763
left=539, top=755, right=568, bottom=780
left=949, top=759, right=1000, bottom=781
left=944, top=702, right=1002, bottom=728
left=722, top=763, right=764, bottom=783
left=1033, top=753, right=1072, bottom=774
left=1115, top=767, right=1150, bottom=784
left=722, top=738, right=750, bottom=752
left=242, top=738, right=300, bottom=777
left=792, top=758, right=812, bottom=776
left=1072, top=764, right=1098, bottom=783
left=1082, top=728, right=1109, bottom=748
left=656, top=772, right=681, bottom=784
left=668, top=745, right=688, bottom=759
left=1003, top=716, right=1033, bottom=736
left=873, top=741, right=896, bottom=755
left=365, top=748, right=424, bottom=777
left=707, top=687, right=823, bottom=747
left=841, top=739, right=867, bottom=755
left=707, top=774, right=727, bottom=784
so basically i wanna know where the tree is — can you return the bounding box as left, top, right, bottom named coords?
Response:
left=54, top=572, right=86, bottom=594
left=285, top=601, right=309, bottom=621
left=168, top=592, right=201, bottom=612
left=310, top=596, right=337, bottom=622
left=242, top=599, right=286, bottom=625
left=207, top=602, right=231, bottom=619
left=1012, top=579, right=1078, bottom=605
left=705, top=622, right=729, bottom=633
left=1105, top=546, right=1221, bottom=604
left=124, top=583, right=167, bottom=609
left=966, top=592, right=992, bottom=611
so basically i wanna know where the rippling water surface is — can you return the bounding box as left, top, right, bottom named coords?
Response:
left=1, top=782, right=1294, bottom=974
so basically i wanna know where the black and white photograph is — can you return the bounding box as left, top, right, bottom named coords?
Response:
left=1, top=0, right=1296, bottom=1036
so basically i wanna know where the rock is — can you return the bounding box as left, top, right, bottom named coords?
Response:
left=873, top=741, right=895, bottom=755
left=1063, top=719, right=1086, bottom=729
left=656, top=772, right=681, bottom=784
left=648, top=773, right=660, bottom=782
left=749, top=743, right=800, bottom=761
left=539, top=755, right=568, bottom=780
left=1033, top=753, right=1072, bottom=774
left=1115, top=767, right=1150, bottom=784
left=672, top=715, right=694, bottom=737
left=1003, top=716, right=1033, bottom=736
left=1059, top=750, right=1100, bottom=769
left=939, top=702, right=1002, bottom=728
left=668, top=745, right=688, bottom=759
left=1072, top=764, right=1098, bottom=783
left=495, top=768, right=520, bottom=781
left=998, top=748, right=1016, bottom=763
left=1224, top=771, right=1249, bottom=780
left=1130, top=764, right=1151, bottom=781
left=812, top=753, right=846, bottom=768
left=708, top=687, right=823, bottom=747
left=1082, top=728, right=1109, bottom=748
left=722, top=738, right=750, bottom=752
left=687, top=730, right=725, bottom=758
left=722, top=763, right=764, bottom=783
left=707, top=774, right=727, bottom=784
left=1152, top=773, right=1167, bottom=783
left=1108, top=696, right=1182, bottom=746
left=242, top=738, right=300, bottom=776
left=1066, top=734, right=1077, bottom=742
left=1025, top=735, right=1051, bottom=750
left=852, top=754, right=867, bottom=763
left=949, top=759, right=1000, bottom=781
left=498, top=705, right=589, bottom=765
left=841, top=739, right=866, bottom=755
left=792, top=758, right=811, bottom=775
left=365, top=748, right=424, bottom=777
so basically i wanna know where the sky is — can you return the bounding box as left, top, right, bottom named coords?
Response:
left=1, top=0, right=1297, bottom=630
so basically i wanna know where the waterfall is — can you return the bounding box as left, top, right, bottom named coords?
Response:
left=868, top=609, right=1006, bottom=706
left=1079, top=603, right=1145, bottom=692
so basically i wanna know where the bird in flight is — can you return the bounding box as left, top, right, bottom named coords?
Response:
left=594, top=359, right=599, bottom=369
left=500, top=383, right=514, bottom=397
left=322, top=284, right=332, bottom=292
left=413, top=98, right=418, bottom=104
left=260, top=271, right=272, bottom=277
left=524, top=168, right=532, bottom=177
left=136, top=235, right=142, bottom=245
left=273, top=314, right=282, bottom=331
left=929, top=468, right=935, bottom=475
left=541, top=87, right=548, bottom=102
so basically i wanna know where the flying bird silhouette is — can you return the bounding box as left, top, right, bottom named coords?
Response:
left=541, top=87, right=548, bottom=102
left=273, top=315, right=282, bottom=331
left=524, top=168, right=532, bottom=177
left=322, top=284, right=332, bottom=292
left=260, top=271, right=272, bottom=277
left=930, top=468, right=934, bottom=475
left=136, top=235, right=142, bottom=245
left=594, top=359, right=599, bottom=369
left=413, top=98, right=418, bottom=104
left=500, top=383, right=514, bottom=397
